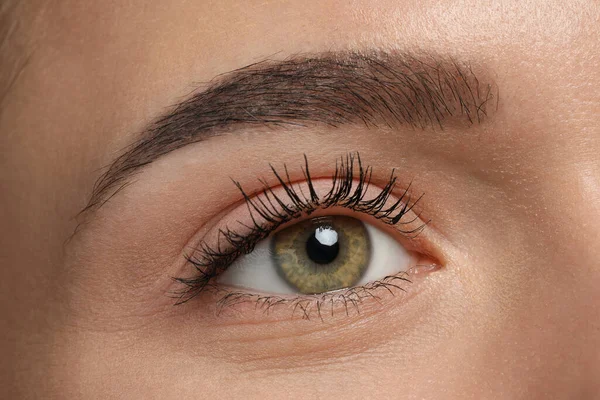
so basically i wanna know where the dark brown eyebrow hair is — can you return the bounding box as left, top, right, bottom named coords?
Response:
left=84, top=51, right=498, bottom=213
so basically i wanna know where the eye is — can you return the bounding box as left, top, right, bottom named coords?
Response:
left=173, top=153, right=440, bottom=318
left=218, top=215, right=414, bottom=295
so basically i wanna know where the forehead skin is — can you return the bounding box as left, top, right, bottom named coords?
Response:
left=1, top=0, right=599, bottom=399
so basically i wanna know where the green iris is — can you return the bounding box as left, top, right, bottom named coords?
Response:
left=272, top=216, right=371, bottom=294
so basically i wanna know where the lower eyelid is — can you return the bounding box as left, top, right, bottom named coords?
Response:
left=188, top=265, right=440, bottom=323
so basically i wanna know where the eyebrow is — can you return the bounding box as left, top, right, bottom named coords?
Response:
left=85, top=51, right=498, bottom=212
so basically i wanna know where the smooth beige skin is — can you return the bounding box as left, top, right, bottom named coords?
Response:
left=1, top=0, right=600, bottom=399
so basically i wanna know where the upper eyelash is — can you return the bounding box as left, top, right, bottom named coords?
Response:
left=173, top=152, right=426, bottom=305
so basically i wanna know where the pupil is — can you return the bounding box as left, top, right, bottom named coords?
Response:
left=306, top=226, right=340, bottom=264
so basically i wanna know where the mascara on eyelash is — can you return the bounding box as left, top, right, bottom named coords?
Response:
left=172, top=152, right=426, bottom=305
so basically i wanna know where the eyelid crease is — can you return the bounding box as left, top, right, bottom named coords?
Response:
left=172, top=152, right=429, bottom=305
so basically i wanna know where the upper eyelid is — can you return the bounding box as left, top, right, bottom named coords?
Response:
left=238, top=154, right=426, bottom=235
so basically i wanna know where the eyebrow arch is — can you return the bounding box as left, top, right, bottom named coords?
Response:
left=84, top=50, right=498, bottom=213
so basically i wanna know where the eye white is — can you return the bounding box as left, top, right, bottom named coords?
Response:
left=217, top=221, right=414, bottom=294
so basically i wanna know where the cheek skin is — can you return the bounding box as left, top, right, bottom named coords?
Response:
left=57, top=268, right=453, bottom=394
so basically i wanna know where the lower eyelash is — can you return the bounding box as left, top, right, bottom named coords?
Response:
left=206, top=272, right=412, bottom=320
left=172, top=152, right=427, bottom=305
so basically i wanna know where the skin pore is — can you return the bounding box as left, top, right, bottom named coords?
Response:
left=1, top=1, right=599, bottom=399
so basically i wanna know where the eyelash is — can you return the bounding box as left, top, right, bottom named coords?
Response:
left=173, top=152, right=427, bottom=309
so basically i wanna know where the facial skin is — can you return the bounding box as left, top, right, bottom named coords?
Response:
left=1, top=0, right=599, bottom=398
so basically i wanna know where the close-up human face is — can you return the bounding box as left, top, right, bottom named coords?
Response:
left=1, top=1, right=599, bottom=399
